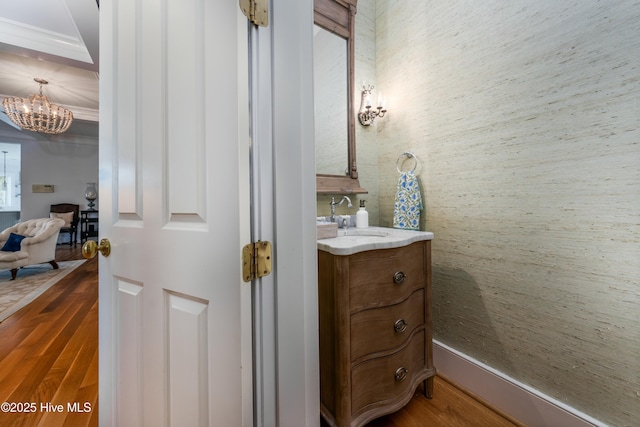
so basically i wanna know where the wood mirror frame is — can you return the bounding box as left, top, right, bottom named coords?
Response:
left=314, top=0, right=367, bottom=194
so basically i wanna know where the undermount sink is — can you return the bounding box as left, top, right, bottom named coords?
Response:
left=337, top=228, right=390, bottom=237
left=318, top=226, right=434, bottom=256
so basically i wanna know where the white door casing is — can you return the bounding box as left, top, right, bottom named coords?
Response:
left=248, top=0, right=319, bottom=425
left=98, top=0, right=251, bottom=425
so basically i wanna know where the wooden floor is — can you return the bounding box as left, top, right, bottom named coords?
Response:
left=0, top=245, right=97, bottom=427
left=362, top=377, right=522, bottom=427
left=320, top=376, right=521, bottom=427
left=0, top=246, right=521, bottom=427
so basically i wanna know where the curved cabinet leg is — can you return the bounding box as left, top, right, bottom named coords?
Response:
left=49, top=260, right=59, bottom=270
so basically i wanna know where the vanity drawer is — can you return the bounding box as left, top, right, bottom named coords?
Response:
left=349, top=242, right=426, bottom=311
left=351, top=330, right=426, bottom=416
left=350, top=289, right=425, bottom=361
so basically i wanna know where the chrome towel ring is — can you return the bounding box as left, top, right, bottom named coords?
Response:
left=396, top=151, right=417, bottom=173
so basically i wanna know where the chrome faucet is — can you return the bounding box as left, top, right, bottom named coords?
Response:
left=330, top=196, right=352, bottom=223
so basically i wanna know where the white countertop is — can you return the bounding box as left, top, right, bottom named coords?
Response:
left=317, top=226, right=434, bottom=256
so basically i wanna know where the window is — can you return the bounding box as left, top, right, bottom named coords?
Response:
left=0, top=143, right=21, bottom=211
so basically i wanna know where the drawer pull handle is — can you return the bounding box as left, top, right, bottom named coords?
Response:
left=394, top=319, right=408, bottom=333
left=394, top=367, right=408, bottom=382
left=393, top=271, right=407, bottom=284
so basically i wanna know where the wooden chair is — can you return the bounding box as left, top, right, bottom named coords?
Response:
left=50, top=203, right=80, bottom=246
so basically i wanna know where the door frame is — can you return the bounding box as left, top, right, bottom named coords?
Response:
left=250, top=0, right=319, bottom=425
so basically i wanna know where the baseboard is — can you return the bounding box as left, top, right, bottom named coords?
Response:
left=433, top=340, right=608, bottom=427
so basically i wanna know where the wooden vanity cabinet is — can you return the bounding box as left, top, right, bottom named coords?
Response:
left=318, top=240, right=435, bottom=427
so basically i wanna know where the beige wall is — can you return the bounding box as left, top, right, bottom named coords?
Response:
left=317, top=1, right=639, bottom=425
left=375, top=1, right=639, bottom=425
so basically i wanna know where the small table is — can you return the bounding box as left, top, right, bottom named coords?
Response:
left=80, top=210, right=99, bottom=244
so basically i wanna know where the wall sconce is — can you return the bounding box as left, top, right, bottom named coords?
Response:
left=358, top=84, right=387, bottom=126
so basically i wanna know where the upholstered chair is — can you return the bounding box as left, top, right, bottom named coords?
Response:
left=0, top=218, right=65, bottom=280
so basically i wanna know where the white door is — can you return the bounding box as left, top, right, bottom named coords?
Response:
left=98, top=1, right=251, bottom=426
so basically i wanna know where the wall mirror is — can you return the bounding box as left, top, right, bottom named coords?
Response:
left=314, top=0, right=366, bottom=194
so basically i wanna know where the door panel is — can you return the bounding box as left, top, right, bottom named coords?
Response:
left=99, top=0, right=249, bottom=425
left=167, top=0, right=207, bottom=220
left=114, top=0, right=141, bottom=219
left=167, top=292, right=209, bottom=426
left=117, top=279, right=143, bottom=426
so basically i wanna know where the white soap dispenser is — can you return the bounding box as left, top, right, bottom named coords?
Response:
left=356, top=200, right=369, bottom=228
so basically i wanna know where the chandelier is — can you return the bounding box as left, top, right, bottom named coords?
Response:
left=2, top=78, right=73, bottom=134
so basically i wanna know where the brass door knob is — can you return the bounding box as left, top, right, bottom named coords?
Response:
left=82, top=238, right=111, bottom=259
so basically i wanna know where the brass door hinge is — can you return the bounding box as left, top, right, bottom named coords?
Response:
left=242, top=241, right=272, bottom=282
left=239, top=0, right=268, bottom=27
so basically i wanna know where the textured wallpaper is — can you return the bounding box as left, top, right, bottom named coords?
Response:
left=368, top=1, right=639, bottom=425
